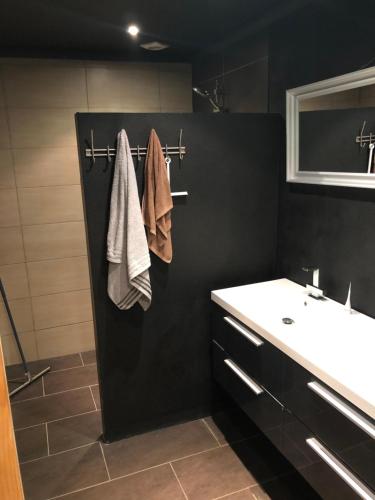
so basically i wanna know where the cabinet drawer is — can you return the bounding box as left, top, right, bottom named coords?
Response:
left=282, top=415, right=373, bottom=500
left=281, top=354, right=375, bottom=489
left=211, top=305, right=263, bottom=382
left=212, top=340, right=283, bottom=439
left=211, top=304, right=285, bottom=396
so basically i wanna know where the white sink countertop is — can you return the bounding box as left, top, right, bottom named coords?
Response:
left=211, top=278, right=375, bottom=419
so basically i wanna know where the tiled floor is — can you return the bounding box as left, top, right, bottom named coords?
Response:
left=8, top=351, right=318, bottom=500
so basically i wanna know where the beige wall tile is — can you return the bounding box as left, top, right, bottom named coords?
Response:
left=0, top=149, right=15, bottom=188
left=27, top=256, right=89, bottom=296
left=3, top=65, right=87, bottom=108
left=8, top=108, right=86, bottom=148
left=0, top=263, right=29, bottom=299
left=0, top=297, right=33, bottom=336
left=0, top=78, right=5, bottom=107
left=36, top=321, right=95, bottom=359
left=23, top=221, right=87, bottom=261
left=359, top=84, right=375, bottom=99
left=1, top=331, right=38, bottom=365
left=32, top=289, right=92, bottom=330
left=0, top=226, right=24, bottom=265
left=0, top=108, right=10, bottom=148
left=0, top=189, right=19, bottom=226
left=13, top=147, right=80, bottom=187
left=159, top=64, right=192, bottom=112
left=18, top=185, right=83, bottom=225
left=87, top=65, right=160, bottom=110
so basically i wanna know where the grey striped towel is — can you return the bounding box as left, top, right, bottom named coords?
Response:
left=107, top=129, right=152, bottom=310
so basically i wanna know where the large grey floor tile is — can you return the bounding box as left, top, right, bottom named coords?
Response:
left=81, top=350, right=96, bottom=365
left=91, top=385, right=101, bottom=409
left=9, top=377, right=43, bottom=402
left=21, top=442, right=108, bottom=500
left=44, top=364, right=98, bottom=395
left=48, top=410, right=102, bottom=454
left=56, top=464, right=185, bottom=500
left=102, top=419, right=219, bottom=478
left=7, top=353, right=82, bottom=379
left=172, top=445, right=255, bottom=500
left=12, top=387, right=95, bottom=429
left=15, top=424, right=48, bottom=462
left=204, top=407, right=260, bottom=445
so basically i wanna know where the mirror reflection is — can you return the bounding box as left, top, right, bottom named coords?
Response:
left=299, top=85, right=375, bottom=173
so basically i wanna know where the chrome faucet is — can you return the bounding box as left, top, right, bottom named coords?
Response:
left=302, top=266, right=324, bottom=299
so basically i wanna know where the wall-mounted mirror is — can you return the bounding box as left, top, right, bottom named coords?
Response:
left=287, top=66, right=375, bottom=188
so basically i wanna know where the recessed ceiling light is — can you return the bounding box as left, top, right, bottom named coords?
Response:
left=127, top=25, right=139, bottom=36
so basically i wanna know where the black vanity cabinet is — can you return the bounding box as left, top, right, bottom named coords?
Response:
left=211, top=303, right=375, bottom=500
left=281, top=350, right=375, bottom=492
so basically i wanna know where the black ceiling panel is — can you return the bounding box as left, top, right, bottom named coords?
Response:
left=0, top=0, right=290, bottom=60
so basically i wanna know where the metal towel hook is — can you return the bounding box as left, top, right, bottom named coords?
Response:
left=90, top=129, right=96, bottom=163
left=179, top=129, right=183, bottom=161
left=106, top=144, right=112, bottom=163
left=137, top=145, right=141, bottom=162
left=360, top=121, right=367, bottom=148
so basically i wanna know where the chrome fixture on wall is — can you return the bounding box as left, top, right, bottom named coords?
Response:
left=193, top=80, right=225, bottom=112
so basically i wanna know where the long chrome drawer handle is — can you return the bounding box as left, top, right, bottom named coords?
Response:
left=223, top=317, right=263, bottom=347
left=306, top=438, right=375, bottom=500
left=224, top=358, right=263, bottom=395
left=308, top=381, right=375, bottom=439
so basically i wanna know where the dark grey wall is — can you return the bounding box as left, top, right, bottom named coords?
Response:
left=192, top=1, right=375, bottom=317
left=270, top=2, right=375, bottom=316
left=77, top=113, right=281, bottom=441
left=192, top=33, right=269, bottom=113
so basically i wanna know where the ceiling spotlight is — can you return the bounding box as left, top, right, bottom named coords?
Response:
left=127, top=25, right=139, bottom=36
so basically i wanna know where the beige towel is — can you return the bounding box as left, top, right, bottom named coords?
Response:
left=142, top=129, right=173, bottom=263
left=107, top=129, right=151, bottom=311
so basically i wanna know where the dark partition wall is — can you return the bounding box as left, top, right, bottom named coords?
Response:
left=76, top=113, right=281, bottom=442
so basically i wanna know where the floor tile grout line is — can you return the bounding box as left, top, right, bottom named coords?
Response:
left=45, top=443, right=229, bottom=500
left=19, top=441, right=99, bottom=465
left=99, top=441, right=111, bottom=481
left=11, top=381, right=99, bottom=405
left=45, top=422, right=50, bottom=456
left=212, top=486, right=252, bottom=500
left=78, top=351, right=84, bottom=366
left=169, top=462, right=189, bottom=500
left=14, top=408, right=99, bottom=432
left=201, top=417, right=222, bottom=447
left=89, top=385, right=98, bottom=411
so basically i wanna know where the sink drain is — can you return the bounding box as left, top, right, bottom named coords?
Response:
left=282, top=317, right=294, bottom=325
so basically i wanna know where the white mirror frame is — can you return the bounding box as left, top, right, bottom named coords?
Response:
left=286, top=66, right=375, bottom=189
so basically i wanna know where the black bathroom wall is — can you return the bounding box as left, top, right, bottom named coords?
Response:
left=76, top=113, right=281, bottom=442
left=193, top=1, right=375, bottom=316
left=268, top=2, right=375, bottom=316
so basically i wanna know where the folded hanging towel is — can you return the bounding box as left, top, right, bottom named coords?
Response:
left=107, top=129, right=151, bottom=311
left=142, top=129, right=173, bottom=263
